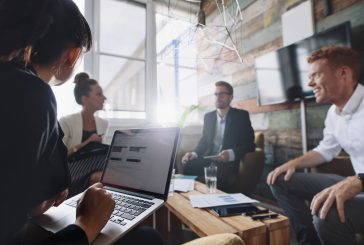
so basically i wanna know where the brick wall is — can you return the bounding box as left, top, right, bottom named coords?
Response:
left=192, top=0, right=363, bottom=198
left=195, top=0, right=363, bottom=167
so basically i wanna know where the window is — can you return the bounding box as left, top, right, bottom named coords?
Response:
left=54, top=0, right=155, bottom=120
left=155, top=13, right=198, bottom=124
left=96, top=0, right=148, bottom=119
left=54, top=0, right=200, bottom=124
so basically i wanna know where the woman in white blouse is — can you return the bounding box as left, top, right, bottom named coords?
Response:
left=59, top=72, right=108, bottom=157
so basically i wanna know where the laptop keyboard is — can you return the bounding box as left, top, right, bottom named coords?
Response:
left=65, top=192, right=154, bottom=226
left=109, top=193, right=154, bottom=225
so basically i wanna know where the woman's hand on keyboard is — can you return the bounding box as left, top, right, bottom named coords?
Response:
left=75, top=182, right=115, bottom=243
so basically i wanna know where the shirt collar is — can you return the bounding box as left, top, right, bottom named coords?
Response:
left=216, top=111, right=228, bottom=121
left=338, top=83, right=364, bottom=116
left=216, top=107, right=230, bottom=121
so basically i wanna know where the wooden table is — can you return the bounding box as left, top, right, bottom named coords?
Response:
left=154, top=181, right=290, bottom=245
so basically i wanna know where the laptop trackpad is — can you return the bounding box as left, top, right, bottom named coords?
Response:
left=35, top=205, right=75, bottom=233
left=93, top=222, right=125, bottom=245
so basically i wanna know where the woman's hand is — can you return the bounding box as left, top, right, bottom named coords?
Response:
left=87, top=133, right=102, bottom=143
left=75, top=183, right=115, bottom=243
left=68, top=133, right=103, bottom=156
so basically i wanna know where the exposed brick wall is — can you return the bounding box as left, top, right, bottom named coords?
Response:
left=193, top=0, right=363, bottom=199
left=314, top=0, right=359, bottom=21
left=196, top=0, right=363, bottom=169
left=189, top=1, right=363, bottom=203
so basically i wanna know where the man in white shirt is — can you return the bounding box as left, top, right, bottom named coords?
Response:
left=182, top=81, right=255, bottom=192
left=267, top=46, right=364, bottom=245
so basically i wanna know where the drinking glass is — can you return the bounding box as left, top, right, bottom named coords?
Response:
left=204, top=164, right=217, bottom=193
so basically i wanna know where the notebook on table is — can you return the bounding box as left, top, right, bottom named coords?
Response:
left=35, top=127, right=180, bottom=245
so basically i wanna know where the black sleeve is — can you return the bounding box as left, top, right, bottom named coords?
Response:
left=1, top=82, right=55, bottom=239
left=231, top=110, right=255, bottom=160
left=194, top=113, right=210, bottom=156
left=39, top=225, right=89, bottom=245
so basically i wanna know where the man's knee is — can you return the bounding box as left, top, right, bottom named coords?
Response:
left=312, top=207, right=351, bottom=244
left=313, top=213, right=327, bottom=241
left=269, top=175, right=288, bottom=196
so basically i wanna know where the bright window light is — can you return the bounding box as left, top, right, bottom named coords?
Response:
left=156, top=13, right=198, bottom=124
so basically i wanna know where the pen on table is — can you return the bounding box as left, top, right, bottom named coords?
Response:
left=251, top=213, right=279, bottom=220
left=245, top=209, right=269, bottom=216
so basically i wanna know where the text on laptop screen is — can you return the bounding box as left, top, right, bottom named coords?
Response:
left=102, top=129, right=177, bottom=195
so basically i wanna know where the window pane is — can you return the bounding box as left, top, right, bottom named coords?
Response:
left=100, top=0, right=146, bottom=59
left=72, top=0, right=84, bottom=12
left=100, top=55, right=145, bottom=111
left=156, top=14, right=199, bottom=124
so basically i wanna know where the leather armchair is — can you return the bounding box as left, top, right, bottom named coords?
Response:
left=227, top=132, right=265, bottom=195
left=310, top=154, right=354, bottom=176
left=177, top=130, right=265, bottom=196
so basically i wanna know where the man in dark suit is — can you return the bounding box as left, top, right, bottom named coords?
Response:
left=182, top=81, right=255, bottom=192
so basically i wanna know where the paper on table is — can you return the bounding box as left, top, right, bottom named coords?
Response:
left=174, top=179, right=194, bottom=192
left=189, top=193, right=258, bottom=208
left=174, top=174, right=197, bottom=180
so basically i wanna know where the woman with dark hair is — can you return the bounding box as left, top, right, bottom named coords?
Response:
left=0, top=0, right=165, bottom=243
left=0, top=0, right=114, bottom=244
left=60, top=72, right=108, bottom=157
left=0, top=0, right=164, bottom=243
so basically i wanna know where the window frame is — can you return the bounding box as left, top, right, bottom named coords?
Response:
left=84, top=0, right=157, bottom=124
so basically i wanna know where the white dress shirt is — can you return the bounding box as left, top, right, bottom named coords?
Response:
left=212, top=114, right=226, bottom=154
left=313, top=83, right=364, bottom=174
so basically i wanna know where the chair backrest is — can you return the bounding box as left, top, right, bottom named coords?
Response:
left=229, top=132, right=265, bottom=195
left=311, top=155, right=354, bottom=177
left=255, top=132, right=264, bottom=149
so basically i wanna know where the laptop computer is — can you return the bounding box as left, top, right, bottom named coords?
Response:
left=35, top=127, right=180, bottom=245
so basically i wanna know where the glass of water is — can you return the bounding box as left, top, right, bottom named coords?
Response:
left=204, top=164, right=217, bottom=193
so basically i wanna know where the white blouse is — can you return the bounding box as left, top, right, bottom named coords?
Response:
left=59, top=112, right=108, bottom=149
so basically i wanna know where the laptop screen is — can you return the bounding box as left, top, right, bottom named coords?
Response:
left=101, top=127, right=179, bottom=197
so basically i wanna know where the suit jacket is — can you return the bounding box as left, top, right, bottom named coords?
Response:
left=59, top=112, right=108, bottom=149
left=194, top=107, right=255, bottom=162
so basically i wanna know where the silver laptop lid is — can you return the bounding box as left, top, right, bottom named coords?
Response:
left=101, top=127, right=180, bottom=201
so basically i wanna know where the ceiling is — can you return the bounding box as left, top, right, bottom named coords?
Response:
left=154, top=0, right=246, bottom=71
